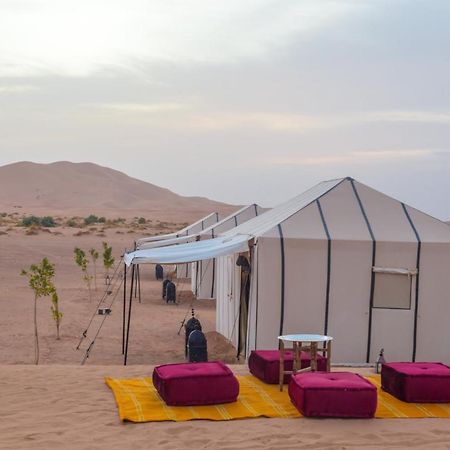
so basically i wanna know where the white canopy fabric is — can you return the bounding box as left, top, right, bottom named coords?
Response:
left=136, top=212, right=219, bottom=246
left=124, top=234, right=250, bottom=266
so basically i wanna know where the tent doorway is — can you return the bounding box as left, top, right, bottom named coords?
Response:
left=236, top=253, right=251, bottom=359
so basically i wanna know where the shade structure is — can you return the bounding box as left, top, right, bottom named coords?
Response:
left=214, top=177, right=450, bottom=364
left=124, top=234, right=250, bottom=265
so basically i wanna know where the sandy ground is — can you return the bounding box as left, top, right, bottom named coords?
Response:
left=1, top=365, right=450, bottom=450
left=1, top=223, right=450, bottom=450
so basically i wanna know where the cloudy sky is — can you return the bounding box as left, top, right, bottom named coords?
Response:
left=0, top=0, right=449, bottom=219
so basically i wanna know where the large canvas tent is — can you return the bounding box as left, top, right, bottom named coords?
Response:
left=124, top=177, right=450, bottom=364
left=215, top=177, right=450, bottom=363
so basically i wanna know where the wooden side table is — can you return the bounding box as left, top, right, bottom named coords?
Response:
left=278, top=334, right=333, bottom=391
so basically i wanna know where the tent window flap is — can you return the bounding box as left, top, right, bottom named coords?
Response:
left=372, top=268, right=417, bottom=310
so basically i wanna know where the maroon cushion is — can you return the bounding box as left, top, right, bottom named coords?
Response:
left=248, top=350, right=327, bottom=384
left=288, top=372, right=377, bottom=418
left=381, top=362, right=450, bottom=403
left=152, top=361, right=239, bottom=406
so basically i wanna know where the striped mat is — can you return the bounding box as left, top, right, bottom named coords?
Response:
left=105, top=375, right=450, bottom=422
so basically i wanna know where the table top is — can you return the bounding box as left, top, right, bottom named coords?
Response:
left=278, top=334, right=333, bottom=343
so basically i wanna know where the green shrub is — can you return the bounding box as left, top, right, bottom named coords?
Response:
left=21, top=216, right=41, bottom=227
left=40, top=216, right=56, bottom=228
left=84, top=215, right=99, bottom=225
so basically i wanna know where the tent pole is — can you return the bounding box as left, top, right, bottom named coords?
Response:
left=122, top=262, right=127, bottom=355
left=124, top=264, right=135, bottom=365
left=137, top=264, right=141, bottom=303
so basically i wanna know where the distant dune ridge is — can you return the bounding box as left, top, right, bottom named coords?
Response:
left=0, top=161, right=236, bottom=219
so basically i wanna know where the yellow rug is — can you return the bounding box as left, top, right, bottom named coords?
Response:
left=105, top=375, right=450, bottom=422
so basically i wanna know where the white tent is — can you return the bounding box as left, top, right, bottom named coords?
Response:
left=215, top=177, right=450, bottom=363
left=191, top=204, right=263, bottom=299
left=125, top=177, right=450, bottom=364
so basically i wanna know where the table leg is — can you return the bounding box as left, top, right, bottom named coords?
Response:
left=311, top=342, right=318, bottom=371
left=326, top=340, right=332, bottom=372
left=279, top=340, right=285, bottom=391
left=293, top=341, right=300, bottom=373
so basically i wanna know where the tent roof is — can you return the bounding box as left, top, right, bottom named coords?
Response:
left=222, top=178, right=344, bottom=238
left=125, top=177, right=450, bottom=264
left=137, top=204, right=261, bottom=250
left=136, top=211, right=219, bottom=245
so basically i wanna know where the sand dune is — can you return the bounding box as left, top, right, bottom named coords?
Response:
left=0, top=161, right=237, bottom=220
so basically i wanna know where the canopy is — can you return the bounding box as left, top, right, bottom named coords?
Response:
left=124, top=234, right=250, bottom=266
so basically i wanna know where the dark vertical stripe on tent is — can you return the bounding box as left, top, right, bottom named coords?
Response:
left=277, top=224, right=286, bottom=336
left=254, top=204, right=258, bottom=216
left=211, top=230, right=215, bottom=298
left=401, top=203, right=422, bottom=362
left=350, top=179, right=376, bottom=363
left=316, top=199, right=331, bottom=335
left=185, top=229, right=189, bottom=277
left=255, top=243, right=259, bottom=349
left=234, top=216, right=238, bottom=226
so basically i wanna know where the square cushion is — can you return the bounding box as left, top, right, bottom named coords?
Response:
left=381, top=362, right=450, bottom=403
left=289, top=372, right=377, bottom=418
left=248, top=350, right=327, bottom=384
left=152, top=361, right=239, bottom=406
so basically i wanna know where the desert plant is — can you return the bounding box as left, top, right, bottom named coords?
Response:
left=50, top=291, right=63, bottom=340
left=84, top=214, right=99, bottom=225
left=138, top=217, right=146, bottom=224
left=66, top=218, right=78, bottom=227
left=98, top=217, right=106, bottom=223
left=89, top=247, right=99, bottom=290
left=40, top=216, right=56, bottom=227
left=102, top=242, right=115, bottom=279
left=74, top=247, right=93, bottom=301
left=21, top=257, right=57, bottom=364
left=21, top=215, right=41, bottom=227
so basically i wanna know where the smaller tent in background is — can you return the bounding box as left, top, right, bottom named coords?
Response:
left=136, top=212, right=220, bottom=278
left=191, top=204, right=264, bottom=299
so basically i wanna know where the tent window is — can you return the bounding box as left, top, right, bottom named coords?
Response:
left=373, top=272, right=413, bottom=310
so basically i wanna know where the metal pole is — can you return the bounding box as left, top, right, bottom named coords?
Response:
left=122, top=263, right=127, bottom=355
left=124, top=264, right=135, bottom=365
left=137, top=264, right=141, bottom=303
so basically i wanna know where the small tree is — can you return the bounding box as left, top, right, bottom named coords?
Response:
left=21, top=257, right=57, bottom=364
left=102, top=242, right=115, bottom=281
left=74, top=247, right=93, bottom=301
left=89, top=247, right=99, bottom=290
left=50, top=291, right=63, bottom=340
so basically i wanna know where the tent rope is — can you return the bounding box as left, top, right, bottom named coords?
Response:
left=81, top=264, right=129, bottom=365
left=76, top=257, right=124, bottom=350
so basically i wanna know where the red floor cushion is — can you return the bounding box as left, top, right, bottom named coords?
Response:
left=288, top=372, right=377, bottom=418
left=152, top=361, right=239, bottom=406
left=248, top=350, right=327, bottom=384
left=381, top=362, right=450, bottom=403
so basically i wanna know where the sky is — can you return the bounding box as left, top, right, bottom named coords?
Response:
left=0, top=0, right=449, bottom=219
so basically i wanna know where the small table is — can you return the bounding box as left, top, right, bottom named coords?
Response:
left=278, top=334, right=333, bottom=391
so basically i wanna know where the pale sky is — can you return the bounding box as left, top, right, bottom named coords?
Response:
left=0, top=0, right=449, bottom=219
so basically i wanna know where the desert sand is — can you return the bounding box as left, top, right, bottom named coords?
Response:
left=1, top=163, right=449, bottom=450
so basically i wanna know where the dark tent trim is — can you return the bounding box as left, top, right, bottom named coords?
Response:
left=350, top=179, right=377, bottom=363
left=401, top=203, right=422, bottom=362
left=316, top=199, right=332, bottom=335
left=277, top=224, right=286, bottom=336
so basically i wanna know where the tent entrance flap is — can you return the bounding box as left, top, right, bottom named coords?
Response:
left=124, top=234, right=251, bottom=266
